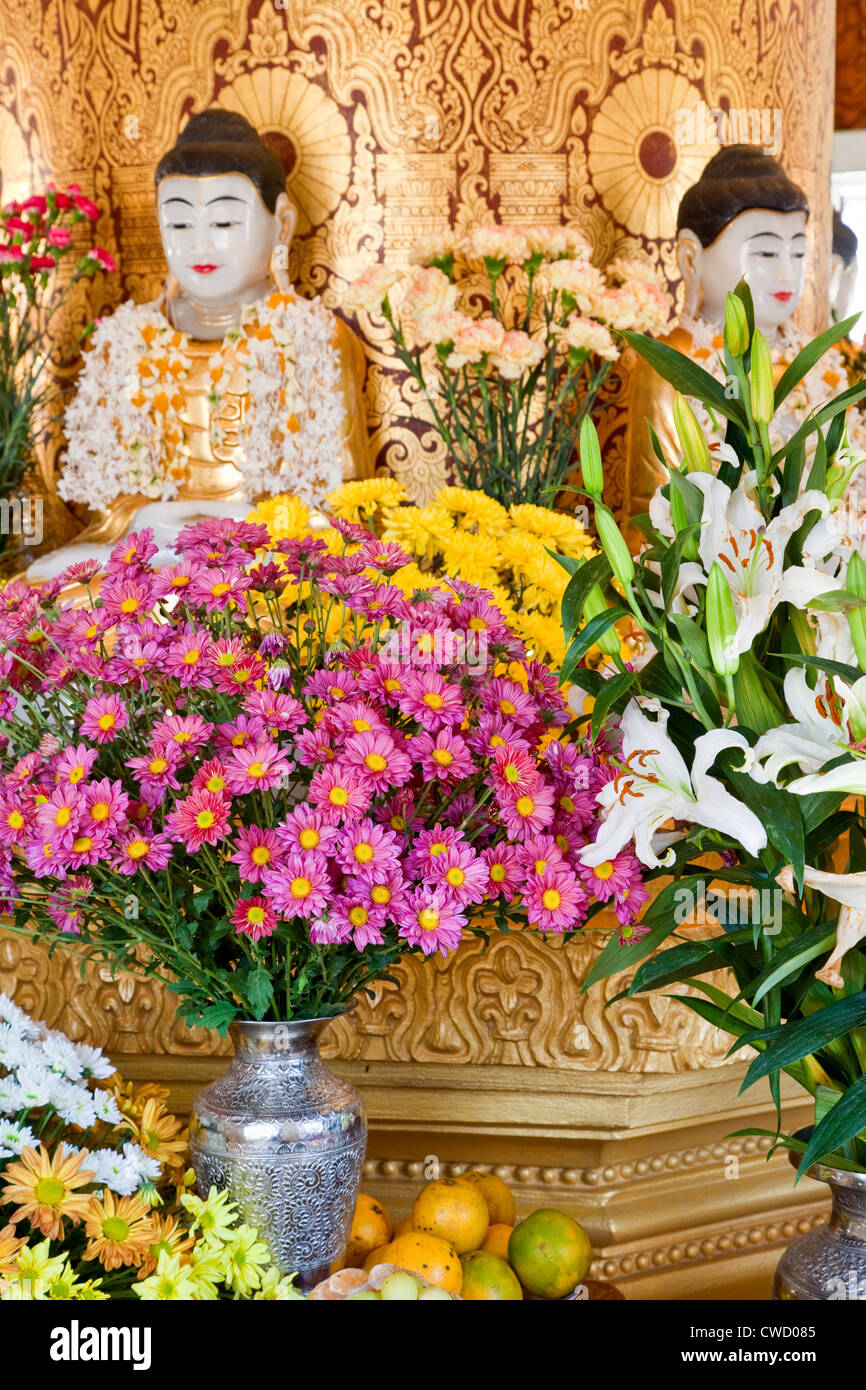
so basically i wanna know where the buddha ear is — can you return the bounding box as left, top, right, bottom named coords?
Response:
left=677, top=230, right=702, bottom=316
left=270, top=193, right=297, bottom=291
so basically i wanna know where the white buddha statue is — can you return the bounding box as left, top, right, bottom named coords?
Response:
left=626, top=145, right=817, bottom=520
left=30, top=110, right=371, bottom=582
left=831, top=209, right=858, bottom=323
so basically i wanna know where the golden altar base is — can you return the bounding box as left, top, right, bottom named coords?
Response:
left=2, top=927, right=828, bottom=1299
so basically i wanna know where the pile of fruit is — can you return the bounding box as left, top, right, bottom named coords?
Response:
left=338, top=1171, right=593, bottom=1301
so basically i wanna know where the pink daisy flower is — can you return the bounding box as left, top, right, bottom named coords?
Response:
left=215, top=714, right=266, bottom=753
left=224, top=740, right=292, bottom=794
left=345, top=870, right=408, bottom=924
left=491, top=744, right=540, bottom=795
left=615, top=882, right=651, bottom=931
left=242, top=689, right=306, bottom=733
left=523, top=864, right=588, bottom=932
left=405, top=823, right=468, bottom=876
left=482, top=844, right=522, bottom=899
left=56, top=826, right=112, bottom=870
left=428, top=844, right=489, bottom=906
left=188, top=565, right=251, bottom=612
left=397, top=671, right=466, bottom=730
left=334, top=819, right=402, bottom=877
left=328, top=891, right=387, bottom=948
left=230, top=825, right=285, bottom=884
left=25, top=835, right=65, bottom=879
left=80, top=693, right=129, bottom=744
left=326, top=699, right=389, bottom=740
left=578, top=848, right=643, bottom=903
left=372, top=790, right=417, bottom=835
left=106, top=528, right=158, bottom=572
left=83, top=778, right=129, bottom=832
left=303, top=668, right=357, bottom=705
left=309, top=764, right=371, bottom=824
left=103, top=637, right=163, bottom=689
left=100, top=576, right=156, bottom=623
left=232, top=895, right=278, bottom=941
left=447, top=595, right=511, bottom=646
left=496, top=780, right=556, bottom=841
left=52, top=744, right=98, bottom=787
left=396, top=886, right=466, bottom=957
left=294, top=728, right=335, bottom=767
left=151, top=713, right=213, bottom=754
left=277, top=806, right=340, bottom=858
left=46, top=875, right=93, bottom=935
left=127, top=746, right=184, bottom=800
left=358, top=538, right=412, bottom=571
left=166, top=790, right=231, bottom=852
left=191, top=759, right=230, bottom=797
left=164, top=629, right=214, bottom=688
left=483, top=677, right=538, bottom=729
left=357, top=660, right=410, bottom=708
left=342, top=729, right=413, bottom=791
left=211, top=649, right=266, bottom=696
left=263, top=852, right=331, bottom=920
left=35, top=785, right=83, bottom=848
left=150, top=559, right=204, bottom=601
left=308, top=916, right=353, bottom=946
left=408, top=729, right=474, bottom=784
left=516, top=834, right=567, bottom=881
left=0, top=797, right=32, bottom=846
left=113, top=829, right=173, bottom=876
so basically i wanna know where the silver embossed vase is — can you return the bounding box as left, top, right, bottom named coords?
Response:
left=189, top=1018, right=366, bottom=1291
left=774, top=1152, right=866, bottom=1300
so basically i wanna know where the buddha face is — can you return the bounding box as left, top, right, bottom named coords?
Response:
left=679, top=209, right=808, bottom=334
left=157, top=173, right=293, bottom=307
left=831, top=252, right=858, bottom=321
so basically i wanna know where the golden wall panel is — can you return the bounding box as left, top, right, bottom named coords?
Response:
left=0, top=0, right=835, bottom=516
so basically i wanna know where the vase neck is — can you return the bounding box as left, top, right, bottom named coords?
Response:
left=829, top=1181, right=866, bottom=1240
left=229, top=1019, right=328, bottom=1060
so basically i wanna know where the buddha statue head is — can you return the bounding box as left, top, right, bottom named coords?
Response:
left=155, top=109, right=295, bottom=335
left=831, top=209, right=858, bottom=321
left=677, top=144, right=809, bottom=336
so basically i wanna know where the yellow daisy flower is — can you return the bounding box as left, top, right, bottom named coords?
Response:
left=1, top=1144, right=95, bottom=1240
left=135, top=1250, right=198, bottom=1301
left=83, top=1191, right=155, bottom=1271
left=253, top=1267, right=304, bottom=1300
left=223, top=1225, right=272, bottom=1296
left=137, top=1212, right=196, bottom=1277
left=133, top=1098, right=187, bottom=1170
left=181, top=1187, right=239, bottom=1247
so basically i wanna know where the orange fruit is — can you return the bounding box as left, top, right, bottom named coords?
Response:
left=393, top=1217, right=413, bottom=1237
left=387, top=1231, right=463, bottom=1294
left=362, top=1241, right=394, bottom=1272
left=508, top=1209, right=592, bottom=1299
left=461, top=1171, right=516, bottom=1227
left=345, top=1193, right=393, bottom=1268
left=308, top=1267, right=369, bottom=1300
left=460, top=1250, right=523, bottom=1301
left=481, top=1223, right=514, bottom=1260
left=411, top=1178, right=489, bottom=1255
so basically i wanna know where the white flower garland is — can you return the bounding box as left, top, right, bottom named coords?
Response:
left=59, top=290, right=347, bottom=511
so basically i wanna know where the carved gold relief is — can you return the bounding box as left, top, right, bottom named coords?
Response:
left=0, top=0, right=835, bottom=518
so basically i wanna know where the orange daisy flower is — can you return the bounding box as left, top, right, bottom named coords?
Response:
left=1, top=1144, right=95, bottom=1239
left=83, top=1190, right=155, bottom=1271
left=0, top=1223, right=26, bottom=1275
left=136, top=1212, right=196, bottom=1278
left=134, top=1098, right=187, bottom=1170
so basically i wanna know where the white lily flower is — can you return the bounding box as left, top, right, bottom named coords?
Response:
left=753, top=667, right=866, bottom=781
left=578, top=699, right=767, bottom=869
left=777, top=864, right=866, bottom=988
left=696, top=478, right=840, bottom=655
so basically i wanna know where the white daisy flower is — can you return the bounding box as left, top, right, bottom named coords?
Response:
left=0, top=1076, right=23, bottom=1114
left=0, top=994, right=39, bottom=1039
left=88, top=1149, right=140, bottom=1196
left=0, top=1121, right=36, bottom=1154
left=14, top=1065, right=53, bottom=1110
left=40, top=1034, right=85, bottom=1082
left=121, top=1141, right=162, bottom=1183
left=55, top=1086, right=97, bottom=1130
left=74, top=1042, right=115, bottom=1080
left=91, top=1092, right=123, bottom=1126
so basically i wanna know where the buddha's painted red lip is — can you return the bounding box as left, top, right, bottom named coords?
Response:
left=191, top=264, right=220, bottom=273
left=772, top=291, right=793, bottom=302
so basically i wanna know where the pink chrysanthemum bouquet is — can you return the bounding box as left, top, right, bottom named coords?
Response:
left=0, top=518, right=646, bottom=1030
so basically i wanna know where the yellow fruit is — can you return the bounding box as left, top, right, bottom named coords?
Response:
left=362, top=1241, right=394, bottom=1272
left=461, top=1171, right=516, bottom=1227
left=387, top=1231, right=463, bottom=1294
left=481, top=1223, right=514, bottom=1261
left=508, top=1209, right=592, bottom=1300
left=393, top=1217, right=413, bottom=1237
left=411, top=1178, right=489, bottom=1255
left=345, top=1193, right=393, bottom=1268
left=460, top=1250, right=523, bottom=1300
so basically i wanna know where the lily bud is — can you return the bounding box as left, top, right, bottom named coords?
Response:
left=749, top=329, right=774, bottom=425
left=672, top=393, right=712, bottom=474
left=579, top=416, right=604, bottom=497
left=847, top=553, right=866, bottom=670
left=583, top=583, right=621, bottom=658
left=706, top=562, right=739, bottom=676
left=724, top=292, right=750, bottom=357
left=595, top=504, right=635, bottom=589
left=669, top=484, right=698, bottom=562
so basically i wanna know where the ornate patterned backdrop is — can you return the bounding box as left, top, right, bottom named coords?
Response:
left=0, top=0, right=835, bottom=519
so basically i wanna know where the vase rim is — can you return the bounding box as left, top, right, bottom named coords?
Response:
left=791, top=1126, right=866, bottom=1188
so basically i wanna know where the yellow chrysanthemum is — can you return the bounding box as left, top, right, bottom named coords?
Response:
left=253, top=1267, right=305, bottom=1300
left=247, top=493, right=311, bottom=538
left=223, top=1225, right=272, bottom=1296
left=508, top=502, right=596, bottom=557
left=435, top=486, right=509, bottom=529
left=1, top=1144, right=95, bottom=1240
left=326, top=477, right=407, bottom=520
left=133, top=1098, right=187, bottom=1170
left=391, top=562, right=440, bottom=596
left=181, top=1187, right=239, bottom=1247
left=135, top=1250, right=198, bottom=1301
